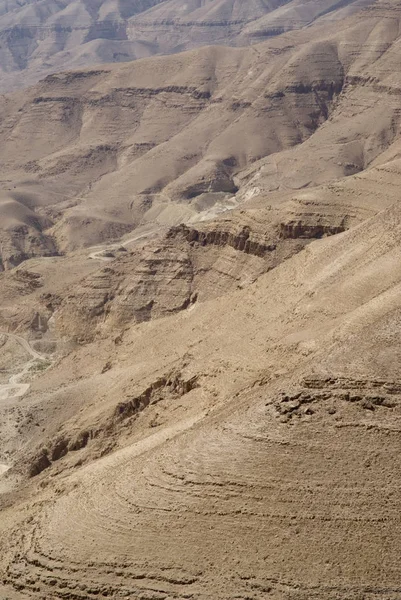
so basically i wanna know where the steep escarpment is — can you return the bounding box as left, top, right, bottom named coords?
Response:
left=26, top=369, right=200, bottom=478
left=54, top=204, right=348, bottom=342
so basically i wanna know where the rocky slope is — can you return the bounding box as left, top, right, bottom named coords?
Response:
left=1, top=1, right=401, bottom=598
left=0, top=0, right=375, bottom=93
left=1, top=0, right=401, bottom=269
left=3, top=193, right=401, bottom=599
left=0, top=0, right=167, bottom=93
left=128, top=0, right=376, bottom=51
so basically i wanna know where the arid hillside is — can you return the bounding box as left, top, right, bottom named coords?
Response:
left=1, top=0, right=401, bottom=599
left=2, top=187, right=401, bottom=599
left=1, top=0, right=401, bottom=270
left=0, top=0, right=374, bottom=92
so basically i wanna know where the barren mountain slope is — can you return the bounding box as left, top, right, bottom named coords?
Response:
left=1, top=1, right=401, bottom=598
left=2, top=197, right=401, bottom=598
left=0, top=0, right=375, bottom=93
left=0, top=0, right=168, bottom=93
left=129, top=0, right=375, bottom=50
left=1, top=0, right=401, bottom=270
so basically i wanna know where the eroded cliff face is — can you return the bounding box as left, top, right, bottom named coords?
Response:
left=0, top=226, right=58, bottom=271
left=52, top=208, right=353, bottom=343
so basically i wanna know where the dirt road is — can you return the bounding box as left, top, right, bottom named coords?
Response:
left=88, top=230, right=157, bottom=261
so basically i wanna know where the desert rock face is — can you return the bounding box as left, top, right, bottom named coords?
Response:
left=2, top=1, right=401, bottom=599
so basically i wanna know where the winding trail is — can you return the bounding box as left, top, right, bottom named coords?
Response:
left=0, top=332, right=48, bottom=402
left=0, top=332, right=49, bottom=475
left=88, top=230, right=156, bottom=261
